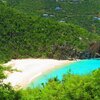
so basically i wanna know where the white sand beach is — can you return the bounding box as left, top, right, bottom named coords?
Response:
left=3, top=59, right=75, bottom=89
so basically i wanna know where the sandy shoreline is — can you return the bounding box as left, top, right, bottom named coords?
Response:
left=3, top=59, right=75, bottom=89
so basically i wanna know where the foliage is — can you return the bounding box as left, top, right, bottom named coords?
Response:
left=0, top=3, right=100, bottom=62
left=0, top=1, right=100, bottom=100
left=0, top=65, right=21, bottom=100
left=5, top=0, right=100, bottom=34
left=0, top=65, right=7, bottom=81
left=0, top=83, right=21, bottom=100
left=20, top=69, right=100, bottom=100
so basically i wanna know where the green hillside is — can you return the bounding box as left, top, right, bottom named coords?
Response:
left=4, top=0, right=100, bottom=33
left=0, top=3, right=99, bottom=62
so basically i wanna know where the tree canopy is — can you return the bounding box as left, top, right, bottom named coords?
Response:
left=0, top=3, right=100, bottom=62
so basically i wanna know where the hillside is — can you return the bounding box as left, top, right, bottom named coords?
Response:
left=0, top=3, right=100, bottom=62
left=4, top=0, right=100, bottom=33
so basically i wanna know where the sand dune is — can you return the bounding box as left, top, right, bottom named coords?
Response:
left=3, top=59, right=74, bottom=89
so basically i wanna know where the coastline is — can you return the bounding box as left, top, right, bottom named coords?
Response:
left=3, top=59, right=76, bottom=89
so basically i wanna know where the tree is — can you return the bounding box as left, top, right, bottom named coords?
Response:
left=0, top=65, right=21, bottom=100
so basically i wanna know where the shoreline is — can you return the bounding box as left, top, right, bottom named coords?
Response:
left=26, top=60, right=75, bottom=88
left=3, top=58, right=76, bottom=89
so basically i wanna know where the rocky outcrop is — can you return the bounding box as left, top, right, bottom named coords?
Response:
left=88, top=42, right=100, bottom=58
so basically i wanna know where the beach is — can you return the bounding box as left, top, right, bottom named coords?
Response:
left=3, top=59, right=75, bottom=89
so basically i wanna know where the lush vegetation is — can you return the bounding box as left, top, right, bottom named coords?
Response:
left=0, top=3, right=100, bottom=62
left=0, top=65, right=21, bottom=100
left=20, top=69, right=100, bottom=100
left=0, top=0, right=100, bottom=100
left=4, top=0, right=100, bottom=33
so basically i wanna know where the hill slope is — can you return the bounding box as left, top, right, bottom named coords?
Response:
left=0, top=3, right=99, bottom=62
left=4, top=0, right=100, bottom=33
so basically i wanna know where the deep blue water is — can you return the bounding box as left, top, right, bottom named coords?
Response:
left=28, top=59, right=100, bottom=88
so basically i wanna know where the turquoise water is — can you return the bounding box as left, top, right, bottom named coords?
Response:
left=28, top=59, right=100, bottom=88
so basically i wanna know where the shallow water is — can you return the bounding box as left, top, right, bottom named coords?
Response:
left=28, top=59, right=100, bottom=88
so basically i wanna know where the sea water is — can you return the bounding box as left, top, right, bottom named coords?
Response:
left=28, top=59, right=100, bottom=88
